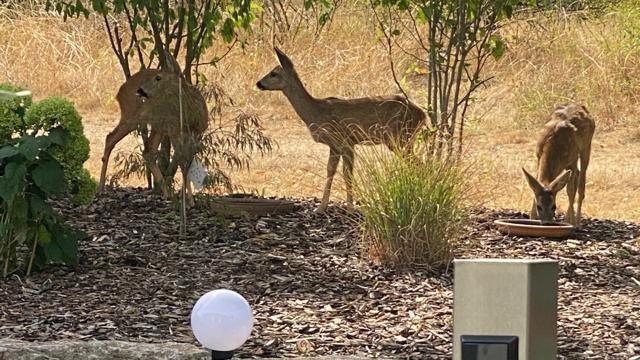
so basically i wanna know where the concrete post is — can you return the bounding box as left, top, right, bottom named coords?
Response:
left=453, top=259, right=558, bottom=360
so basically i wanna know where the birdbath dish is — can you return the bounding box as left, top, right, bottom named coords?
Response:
left=202, top=194, right=296, bottom=217
left=494, top=218, right=574, bottom=238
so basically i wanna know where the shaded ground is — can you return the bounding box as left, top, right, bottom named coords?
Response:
left=1, top=188, right=639, bottom=359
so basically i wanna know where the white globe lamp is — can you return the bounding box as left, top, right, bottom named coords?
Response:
left=191, top=289, right=254, bottom=359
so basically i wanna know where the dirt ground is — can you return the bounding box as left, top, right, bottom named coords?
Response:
left=1, top=188, right=638, bottom=359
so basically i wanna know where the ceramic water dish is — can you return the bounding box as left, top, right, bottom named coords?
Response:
left=494, top=218, right=574, bottom=238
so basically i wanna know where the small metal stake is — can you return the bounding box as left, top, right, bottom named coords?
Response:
left=211, top=350, right=234, bottom=360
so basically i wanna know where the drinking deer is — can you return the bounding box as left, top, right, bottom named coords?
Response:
left=522, top=103, right=595, bottom=227
left=98, top=54, right=209, bottom=199
left=256, top=47, right=426, bottom=212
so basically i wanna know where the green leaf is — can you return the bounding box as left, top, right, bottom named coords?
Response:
left=19, top=135, right=39, bottom=161
left=304, top=0, right=313, bottom=10
left=38, top=224, right=52, bottom=246
left=489, top=35, right=506, bottom=60
left=36, top=135, right=52, bottom=148
left=0, top=162, right=27, bottom=202
left=221, top=18, right=235, bottom=43
left=92, top=0, right=107, bottom=15
left=48, top=127, right=69, bottom=146
left=12, top=195, right=29, bottom=223
left=28, top=192, right=52, bottom=218
left=0, top=146, right=19, bottom=159
left=32, top=161, right=65, bottom=195
left=57, top=229, right=80, bottom=264
left=416, top=7, right=429, bottom=23
left=38, top=221, right=81, bottom=266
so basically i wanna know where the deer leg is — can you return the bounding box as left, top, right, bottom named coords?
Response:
left=143, top=129, right=170, bottom=198
left=99, top=122, right=137, bottom=193
left=180, top=147, right=197, bottom=207
left=168, top=142, right=197, bottom=196
left=342, top=147, right=355, bottom=210
left=577, top=149, right=591, bottom=228
left=179, top=163, right=195, bottom=207
left=318, top=147, right=340, bottom=212
left=565, top=167, right=578, bottom=225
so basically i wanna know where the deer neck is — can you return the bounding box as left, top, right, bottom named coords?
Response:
left=281, top=72, right=323, bottom=125
left=537, top=158, right=563, bottom=187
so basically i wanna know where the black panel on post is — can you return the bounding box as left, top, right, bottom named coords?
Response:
left=460, top=335, right=518, bottom=360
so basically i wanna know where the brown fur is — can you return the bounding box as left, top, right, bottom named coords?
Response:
left=98, top=64, right=208, bottom=197
left=256, top=47, right=426, bottom=211
left=523, top=103, right=596, bottom=227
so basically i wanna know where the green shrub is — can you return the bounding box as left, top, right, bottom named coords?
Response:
left=0, top=82, right=33, bottom=140
left=24, top=97, right=96, bottom=204
left=353, top=148, right=469, bottom=269
left=0, top=88, right=96, bottom=205
left=0, top=122, right=83, bottom=277
left=69, top=168, right=98, bottom=205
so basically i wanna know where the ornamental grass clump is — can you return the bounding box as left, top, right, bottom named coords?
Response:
left=354, top=148, right=469, bottom=269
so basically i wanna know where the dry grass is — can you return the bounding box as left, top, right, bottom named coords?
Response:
left=1, top=3, right=639, bottom=222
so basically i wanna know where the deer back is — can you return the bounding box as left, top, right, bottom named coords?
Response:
left=535, top=104, right=595, bottom=184
left=314, top=95, right=425, bottom=146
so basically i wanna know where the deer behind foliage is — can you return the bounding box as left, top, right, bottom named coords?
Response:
left=98, top=53, right=208, bottom=198
left=256, top=47, right=426, bottom=212
left=522, top=103, right=595, bottom=227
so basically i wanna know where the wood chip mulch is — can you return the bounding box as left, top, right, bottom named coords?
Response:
left=0, top=187, right=639, bottom=359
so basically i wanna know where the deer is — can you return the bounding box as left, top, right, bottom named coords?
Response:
left=98, top=53, right=209, bottom=201
left=522, top=103, right=595, bottom=228
left=256, top=47, right=426, bottom=212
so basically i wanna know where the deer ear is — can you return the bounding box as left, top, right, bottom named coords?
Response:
left=162, top=48, right=182, bottom=75
left=274, top=47, right=294, bottom=71
left=550, top=169, right=572, bottom=193
left=522, top=168, right=544, bottom=194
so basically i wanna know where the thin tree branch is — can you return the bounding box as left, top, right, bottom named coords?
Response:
left=370, top=0, right=409, bottom=100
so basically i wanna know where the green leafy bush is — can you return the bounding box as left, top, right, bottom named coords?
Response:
left=23, top=97, right=96, bottom=205
left=0, top=82, right=33, bottom=140
left=69, top=167, right=98, bottom=205
left=0, top=96, right=84, bottom=277
left=353, top=149, right=469, bottom=269
left=0, top=89, right=96, bottom=205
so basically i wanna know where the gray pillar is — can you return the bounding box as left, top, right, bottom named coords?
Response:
left=453, top=259, right=558, bottom=360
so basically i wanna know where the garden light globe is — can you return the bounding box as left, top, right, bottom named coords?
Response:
left=190, top=289, right=254, bottom=352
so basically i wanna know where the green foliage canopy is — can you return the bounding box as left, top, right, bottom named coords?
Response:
left=371, top=0, right=533, bottom=155
left=46, top=0, right=260, bottom=83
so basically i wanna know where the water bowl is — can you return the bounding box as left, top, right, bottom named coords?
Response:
left=494, top=218, right=574, bottom=238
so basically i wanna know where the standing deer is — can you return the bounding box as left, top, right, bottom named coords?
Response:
left=522, top=103, right=595, bottom=227
left=98, top=54, right=208, bottom=199
left=256, top=47, right=426, bottom=212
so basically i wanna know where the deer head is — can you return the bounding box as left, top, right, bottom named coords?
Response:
left=137, top=49, right=184, bottom=101
left=522, top=168, right=572, bottom=224
left=256, top=47, right=296, bottom=91
left=137, top=71, right=182, bottom=101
